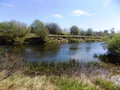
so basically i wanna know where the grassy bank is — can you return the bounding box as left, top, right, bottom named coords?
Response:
left=0, top=53, right=120, bottom=90
left=0, top=34, right=103, bottom=45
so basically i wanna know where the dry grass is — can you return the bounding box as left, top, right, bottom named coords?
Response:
left=0, top=74, right=55, bottom=90
left=0, top=53, right=120, bottom=90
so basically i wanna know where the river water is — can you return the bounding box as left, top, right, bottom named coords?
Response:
left=0, top=42, right=107, bottom=62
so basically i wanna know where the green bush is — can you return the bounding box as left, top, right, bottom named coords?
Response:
left=107, top=34, right=120, bottom=64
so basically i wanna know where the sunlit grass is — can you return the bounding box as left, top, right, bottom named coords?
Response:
left=94, top=78, right=120, bottom=90
left=0, top=53, right=120, bottom=90
left=0, top=74, right=55, bottom=90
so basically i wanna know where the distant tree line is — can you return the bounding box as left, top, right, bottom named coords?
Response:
left=0, top=19, right=116, bottom=44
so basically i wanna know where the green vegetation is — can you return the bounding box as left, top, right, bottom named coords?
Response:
left=0, top=74, right=95, bottom=90
left=45, top=23, right=63, bottom=35
left=86, top=28, right=94, bottom=36
left=107, top=33, right=120, bottom=60
left=68, top=38, right=84, bottom=43
left=0, top=19, right=112, bottom=45
left=95, top=78, right=120, bottom=90
left=1, top=73, right=120, bottom=90
left=50, top=76, right=97, bottom=90
left=0, top=20, right=29, bottom=45
left=45, top=38, right=68, bottom=44
left=31, top=19, right=48, bottom=40
left=70, top=25, right=80, bottom=35
left=100, top=33, right=120, bottom=64
left=0, top=53, right=120, bottom=90
left=0, top=74, right=54, bottom=90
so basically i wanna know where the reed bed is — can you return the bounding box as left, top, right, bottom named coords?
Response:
left=0, top=53, right=120, bottom=90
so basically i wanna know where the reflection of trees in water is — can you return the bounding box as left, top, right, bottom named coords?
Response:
left=0, top=45, right=26, bottom=55
left=93, top=53, right=98, bottom=58
left=86, top=46, right=91, bottom=52
left=69, top=44, right=79, bottom=55
left=85, top=43, right=92, bottom=52
left=13, top=45, right=26, bottom=54
left=26, top=44, right=61, bottom=58
left=1, top=44, right=61, bottom=61
left=101, top=43, right=107, bottom=50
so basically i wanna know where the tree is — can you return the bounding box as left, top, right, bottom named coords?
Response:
left=0, top=20, right=29, bottom=44
left=0, top=20, right=29, bottom=37
left=31, top=19, right=48, bottom=39
left=70, top=25, right=80, bottom=35
left=80, top=29, right=86, bottom=36
left=86, top=28, right=93, bottom=36
left=110, top=28, right=115, bottom=34
left=45, top=23, right=63, bottom=35
left=104, top=30, right=108, bottom=35
left=9, top=20, right=29, bottom=38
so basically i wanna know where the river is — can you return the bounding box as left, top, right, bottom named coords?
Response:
left=0, top=42, right=107, bottom=62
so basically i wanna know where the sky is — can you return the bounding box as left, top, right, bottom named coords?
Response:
left=0, top=0, right=120, bottom=32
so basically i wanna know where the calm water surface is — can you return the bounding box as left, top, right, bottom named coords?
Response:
left=1, top=42, right=107, bottom=62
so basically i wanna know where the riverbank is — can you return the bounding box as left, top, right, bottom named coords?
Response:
left=0, top=53, right=120, bottom=90
left=0, top=34, right=104, bottom=45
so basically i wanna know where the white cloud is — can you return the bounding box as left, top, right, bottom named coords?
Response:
left=72, top=10, right=92, bottom=16
left=104, top=0, right=111, bottom=8
left=0, top=2, right=15, bottom=7
left=45, top=16, right=48, bottom=19
left=52, top=14, right=63, bottom=18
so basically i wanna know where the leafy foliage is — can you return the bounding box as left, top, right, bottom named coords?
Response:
left=0, top=20, right=29, bottom=44
left=0, top=20, right=29, bottom=38
left=31, top=19, right=48, bottom=40
left=86, top=28, right=94, bottom=36
left=107, top=34, right=120, bottom=62
left=70, top=25, right=80, bottom=35
left=100, top=33, right=120, bottom=64
left=45, top=23, right=63, bottom=35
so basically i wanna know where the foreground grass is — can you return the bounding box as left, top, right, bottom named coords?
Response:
left=0, top=74, right=54, bottom=90
left=0, top=74, right=98, bottom=90
left=0, top=53, right=120, bottom=90
left=0, top=73, right=120, bottom=90
left=95, top=78, right=120, bottom=90
left=50, top=76, right=98, bottom=90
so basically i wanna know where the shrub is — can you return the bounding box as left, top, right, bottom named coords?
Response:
left=106, top=34, right=120, bottom=64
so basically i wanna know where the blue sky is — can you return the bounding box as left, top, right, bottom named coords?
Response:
left=0, top=0, right=120, bottom=32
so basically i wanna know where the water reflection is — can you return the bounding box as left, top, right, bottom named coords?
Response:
left=0, top=42, right=107, bottom=62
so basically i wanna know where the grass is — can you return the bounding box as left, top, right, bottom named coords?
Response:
left=0, top=74, right=96, bottom=90
left=0, top=74, right=55, bottom=90
left=0, top=74, right=120, bottom=90
left=0, top=53, right=120, bottom=90
left=95, top=78, right=120, bottom=90
left=50, top=76, right=97, bottom=90
left=68, top=39, right=84, bottom=43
